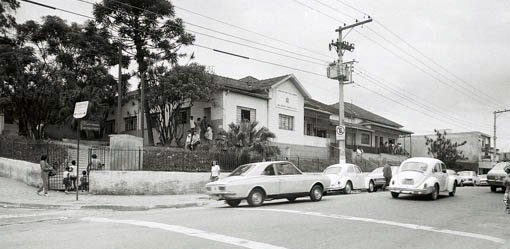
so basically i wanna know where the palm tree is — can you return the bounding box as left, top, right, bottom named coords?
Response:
left=224, top=120, right=280, bottom=159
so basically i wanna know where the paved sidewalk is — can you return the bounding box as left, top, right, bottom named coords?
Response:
left=0, top=177, right=215, bottom=211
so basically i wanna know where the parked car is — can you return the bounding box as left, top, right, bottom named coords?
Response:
left=446, top=169, right=464, bottom=187
left=205, top=161, right=330, bottom=207
left=367, top=166, right=399, bottom=191
left=487, top=162, right=510, bottom=192
left=476, top=174, right=488, bottom=186
left=323, top=163, right=372, bottom=194
left=458, top=171, right=478, bottom=186
left=388, top=157, right=458, bottom=200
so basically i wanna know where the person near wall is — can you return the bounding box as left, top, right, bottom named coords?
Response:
left=63, top=166, right=72, bottom=194
left=185, top=130, right=193, bottom=150
left=204, top=125, right=213, bottom=145
left=36, top=155, right=52, bottom=196
left=88, top=154, right=104, bottom=172
left=210, top=161, right=221, bottom=181
left=189, top=116, right=196, bottom=132
left=69, top=160, right=78, bottom=191
left=79, top=170, right=89, bottom=192
left=191, top=131, right=201, bottom=150
left=382, top=163, right=392, bottom=191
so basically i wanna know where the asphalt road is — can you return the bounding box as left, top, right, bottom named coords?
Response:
left=1, top=187, right=508, bottom=249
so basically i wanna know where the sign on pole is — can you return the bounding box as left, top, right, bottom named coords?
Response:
left=73, top=101, right=89, bottom=119
left=336, top=125, right=345, bottom=141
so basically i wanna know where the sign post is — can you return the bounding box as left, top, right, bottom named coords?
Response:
left=73, top=101, right=88, bottom=201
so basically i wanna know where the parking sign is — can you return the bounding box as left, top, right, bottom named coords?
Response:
left=336, top=125, right=345, bottom=140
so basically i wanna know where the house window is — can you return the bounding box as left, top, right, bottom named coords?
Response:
left=279, top=114, right=294, bottom=131
left=237, top=106, right=256, bottom=123
left=124, top=116, right=137, bottom=131
left=105, top=120, right=115, bottom=134
left=361, top=133, right=370, bottom=145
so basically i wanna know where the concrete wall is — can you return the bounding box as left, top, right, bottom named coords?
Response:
left=274, top=142, right=329, bottom=159
left=90, top=170, right=211, bottom=195
left=0, top=157, right=42, bottom=188
left=109, top=135, right=143, bottom=171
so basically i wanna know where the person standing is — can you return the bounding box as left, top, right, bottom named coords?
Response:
left=36, top=155, right=52, bottom=196
left=189, top=116, right=195, bottom=132
left=63, top=166, right=72, bottom=194
left=383, top=163, right=392, bottom=190
left=191, top=131, right=201, bottom=150
left=69, top=160, right=78, bottom=191
left=503, top=166, right=510, bottom=214
left=204, top=125, right=213, bottom=145
left=185, top=130, right=192, bottom=150
left=210, top=161, right=221, bottom=181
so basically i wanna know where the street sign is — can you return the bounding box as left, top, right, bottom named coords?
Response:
left=73, top=101, right=89, bottom=119
left=336, top=125, right=345, bottom=140
left=81, top=120, right=100, bottom=131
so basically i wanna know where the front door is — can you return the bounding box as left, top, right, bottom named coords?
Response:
left=260, top=164, right=280, bottom=196
left=433, top=163, right=447, bottom=191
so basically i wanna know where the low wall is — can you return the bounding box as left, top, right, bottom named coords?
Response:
left=0, top=157, right=42, bottom=188
left=90, top=170, right=212, bottom=195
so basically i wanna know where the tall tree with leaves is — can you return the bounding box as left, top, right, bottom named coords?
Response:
left=94, top=0, right=194, bottom=145
left=146, top=63, right=215, bottom=146
left=425, top=129, right=467, bottom=169
left=0, top=0, right=19, bottom=34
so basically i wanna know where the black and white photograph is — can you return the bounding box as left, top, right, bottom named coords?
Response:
left=1, top=0, right=509, bottom=248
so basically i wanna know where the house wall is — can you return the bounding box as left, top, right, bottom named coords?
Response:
left=222, top=90, right=268, bottom=129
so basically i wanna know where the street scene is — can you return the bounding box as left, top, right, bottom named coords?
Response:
left=1, top=0, right=510, bottom=248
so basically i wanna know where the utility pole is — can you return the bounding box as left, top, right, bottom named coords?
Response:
left=493, top=109, right=510, bottom=163
left=330, top=18, right=372, bottom=164
left=117, top=44, right=122, bottom=134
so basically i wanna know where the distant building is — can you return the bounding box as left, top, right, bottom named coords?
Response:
left=402, top=131, right=493, bottom=173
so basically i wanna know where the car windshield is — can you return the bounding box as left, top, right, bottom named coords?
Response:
left=446, top=170, right=456, bottom=175
left=229, top=164, right=256, bottom=176
left=400, top=162, right=428, bottom=173
left=324, top=167, right=343, bottom=174
left=459, top=171, right=475, bottom=176
left=371, top=167, right=383, bottom=174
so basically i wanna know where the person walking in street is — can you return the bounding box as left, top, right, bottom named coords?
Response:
left=210, top=161, right=221, bottom=182
left=36, top=155, right=52, bottom=196
left=503, top=166, right=510, bottom=214
left=383, top=163, right=392, bottom=191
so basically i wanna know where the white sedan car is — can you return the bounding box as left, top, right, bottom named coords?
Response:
left=388, top=157, right=458, bottom=200
left=323, top=164, right=373, bottom=194
left=205, top=161, right=330, bottom=207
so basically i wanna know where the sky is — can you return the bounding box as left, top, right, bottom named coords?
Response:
left=15, top=0, right=510, bottom=151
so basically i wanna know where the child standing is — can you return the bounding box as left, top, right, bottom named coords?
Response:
left=210, top=161, right=221, bottom=182
left=69, top=160, right=78, bottom=191
left=63, top=166, right=72, bottom=194
left=503, top=166, right=510, bottom=214
left=79, top=171, right=89, bottom=192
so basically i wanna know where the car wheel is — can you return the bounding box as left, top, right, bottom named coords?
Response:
left=310, top=184, right=324, bottom=202
left=449, top=183, right=456, bottom=197
left=287, top=197, right=297, bottom=202
left=225, top=199, right=241, bottom=207
left=391, top=192, right=399, bottom=199
left=491, top=186, right=497, bottom=192
left=247, top=188, right=265, bottom=207
left=430, top=184, right=439, bottom=200
left=344, top=181, right=352, bottom=194
left=368, top=181, right=375, bottom=193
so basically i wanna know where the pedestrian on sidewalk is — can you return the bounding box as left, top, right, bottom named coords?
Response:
left=69, top=160, right=78, bottom=191
left=79, top=170, right=89, bottom=192
left=383, top=163, right=392, bottom=191
left=36, top=155, right=52, bottom=196
left=63, top=166, right=72, bottom=194
left=503, top=166, right=510, bottom=214
left=210, top=161, right=221, bottom=182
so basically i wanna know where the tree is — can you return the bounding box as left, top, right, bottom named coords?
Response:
left=94, top=0, right=195, bottom=145
left=223, top=121, right=280, bottom=160
left=0, top=16, right=126, bottom=139
left=146, top=63, right=215, bottom=146
left=425, top=129, right=467, bottom=169
left=0, top=0, right=19, bottom=34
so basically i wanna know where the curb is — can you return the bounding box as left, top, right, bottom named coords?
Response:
left=0, top=200, right=211, bottom=211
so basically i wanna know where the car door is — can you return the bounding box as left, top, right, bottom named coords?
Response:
left=433, top=163, right=447, bottom=190
left=260, top=164, right=280, bottom=196
left=353, top=165, right=364, bottom=189
left=276, top=163, right=306, bottom=194
left=346, top=165, right=356, bottom=188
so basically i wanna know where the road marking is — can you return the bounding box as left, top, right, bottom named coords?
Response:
left=240, top=208, right=506, bottom=244
left=82, top=217, right=289, bottom=249
left=0, top=212, right=64, bottom=219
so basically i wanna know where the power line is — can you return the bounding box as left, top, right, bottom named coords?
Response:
left=20, top=0, right=93, bottom=19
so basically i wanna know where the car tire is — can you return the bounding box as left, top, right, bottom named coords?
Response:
left=225, top=199, right=241, bottom=207
left=310, top=184, right=324, bottom=202
left=344, top=181, right=352, bottom=194
left=449, top=183, right=456, bottom=197
left=491, top=186, right=497, bottom=192
left=287, top=197, right=297, bottom=202
left=430, top=184, right=439, bottom=200
left=391, top=192, right=399, bottom=199
left=368, top=181, right=375, bottom=193
left=247, top=188, right=265, bottom=207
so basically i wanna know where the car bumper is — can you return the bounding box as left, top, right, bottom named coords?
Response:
left=487, top=180, right=504, bottom=187
left=388, top=186, right=435, bottom=195
left=327, top=185, right=345, bottom=192
left=462, top=179, right=475, bottom=185
left=206, top=191, right=239, bottom=200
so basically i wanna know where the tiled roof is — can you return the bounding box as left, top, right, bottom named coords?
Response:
left=238, top=76, right=259, bottom=83
left=304, top=98, right=338, bottom=114
left=250, top=75, right=291, bottom=89
left=330, top=102, right=403, bottom=128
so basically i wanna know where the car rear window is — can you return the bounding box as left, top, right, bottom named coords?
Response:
left=324, top=167, right=343, bottom=174
left=401, top=162, right=428, bottom=173
left=371, top=168, right=383, bottom=174
left=229, top=164, right=256, bottom=176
